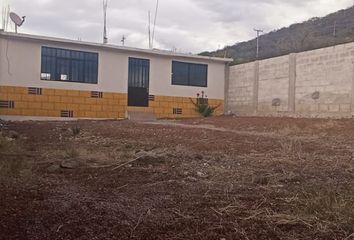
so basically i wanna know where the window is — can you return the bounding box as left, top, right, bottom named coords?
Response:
left=41, top=46, right=98, bottom=84
left=172, top=61, right=208, bottom=87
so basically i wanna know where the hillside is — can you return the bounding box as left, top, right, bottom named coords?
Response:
left=201, top=5, right=354, bottom=65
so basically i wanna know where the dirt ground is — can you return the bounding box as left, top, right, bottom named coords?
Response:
left=1, top=116, right=354, bottom=240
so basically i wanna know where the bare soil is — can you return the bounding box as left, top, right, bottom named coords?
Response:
left=1, top=116, right=354, bottom=240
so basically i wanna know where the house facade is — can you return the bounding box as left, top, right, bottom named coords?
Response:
left=0, top=31, right=231, bottom=120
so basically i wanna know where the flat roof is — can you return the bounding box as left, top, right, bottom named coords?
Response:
left=0, top=31, right=233, bottom=63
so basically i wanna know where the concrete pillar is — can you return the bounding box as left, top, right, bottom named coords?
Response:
left=350, top=60, right=354, bottom=117
left=288, top=53, right=297, bottom=113
left=253, top=61, right=259, bottom=114
left=224, top=63, right=230, bottom=114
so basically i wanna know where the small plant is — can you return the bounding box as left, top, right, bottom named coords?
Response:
left=64, top=147, right=79, bottom=159
left=190, top=91, right=220, bottom=117
left=70, top=125, right=81, bottom=137
left=0, top=134, right=10, bottom=150
left=279, top=138, right=303, bottom=161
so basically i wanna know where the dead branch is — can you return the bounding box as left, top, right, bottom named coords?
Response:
left=171, top=209, right=192, bottom=219
left=112, top=156, right=143, bottom=170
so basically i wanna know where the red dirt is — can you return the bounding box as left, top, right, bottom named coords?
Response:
left=1, top=116, right=354, bottom=239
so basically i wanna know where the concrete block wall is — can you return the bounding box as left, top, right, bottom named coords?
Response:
left=227, top=42, right=354, bottom=118
left=227, top=62, right=256, bottom=114
left=295, top=45, right=354, bottom=117
left=258, top=55, right=290, bottom=113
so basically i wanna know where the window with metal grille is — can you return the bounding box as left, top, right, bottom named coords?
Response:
left=0, top=100, right=15, bottom=108
left=128, top=58, right=150, bottom=89
left=41, top=46, right=98, bottom=84
left=28, top=87, right=42, bottom=95
left=60, top=110, right=74, bottom=118
left=91, top=91, right=103, bottom=98
left=148, top=95, right=155, bottom=101
left=173, top=108, right=182, bottom=115
left=172, top=61, right=208, bottom=87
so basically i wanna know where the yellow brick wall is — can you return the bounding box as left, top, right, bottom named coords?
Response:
left=138, top=95, right=224, bottom=118
left=0, top=85, right=224, bottom=119
left=0, top=86, right=126, bottom=119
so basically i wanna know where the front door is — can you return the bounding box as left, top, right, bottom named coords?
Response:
left=128, top=57, right=150, bottom=107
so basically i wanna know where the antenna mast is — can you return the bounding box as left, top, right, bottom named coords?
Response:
left=148, top=11, right=152, bottom=49
left=254, top=28, right=263, bottom=59
left=151, top=0, right=159, bottom=48
left=103, top=0, right=108, bottom=44
left=1, top=3, right=10, bottom=31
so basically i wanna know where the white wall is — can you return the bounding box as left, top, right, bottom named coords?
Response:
left=0, top=35, right=226, bottom=100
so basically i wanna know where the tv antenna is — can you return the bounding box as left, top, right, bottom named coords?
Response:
left=103, top=0, right=108, bottom=44
left=9, top=12, right=25, bottom=33
left=121, top=35, right=126, bottom=46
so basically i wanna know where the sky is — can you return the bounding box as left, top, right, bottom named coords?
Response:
left=1, top=0, right=354, bottom=53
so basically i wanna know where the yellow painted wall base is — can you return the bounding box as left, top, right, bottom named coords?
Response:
left=0, top=86, right=224, bottom=119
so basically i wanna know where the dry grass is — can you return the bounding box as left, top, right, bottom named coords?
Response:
left=300, top=188, right=354, bottom=232
left=279, top=138, right=304, bottom=161
left=0, top=134, right=31, bottom=178
left=2, top=117, right=354, bottom=239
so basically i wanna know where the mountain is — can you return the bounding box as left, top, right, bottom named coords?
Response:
left=200, top=5, right=354, bottom=65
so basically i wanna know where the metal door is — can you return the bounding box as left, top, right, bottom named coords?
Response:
left=128, top=58, right=150, bottom=107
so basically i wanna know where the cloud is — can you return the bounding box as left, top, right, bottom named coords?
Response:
left=2, top=0, right=353, bottom=53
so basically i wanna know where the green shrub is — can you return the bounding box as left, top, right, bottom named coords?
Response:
left=190, top=91, right=220, bottom=117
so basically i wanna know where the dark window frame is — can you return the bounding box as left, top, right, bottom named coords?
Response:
left=40, top=46, right=99, bottom=84
left=171, top=60, right=208, bottom=87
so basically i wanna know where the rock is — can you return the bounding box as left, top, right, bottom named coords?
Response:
left=253, top=175, right=269, bottom=185
left=197, top=171, right=205, bottom=177
left=7, top=130, right=19, bottom=139
left=47, top=164, right=60, bottom=173
left=195, top=154, right=203, bottom=160
left=186, top=176, right=197, bottom=182
left=135, top=150, right=149, bottom=158
left=187, top=177, right=197, bottom=182
left=60, top=159, right=80, bottom=169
